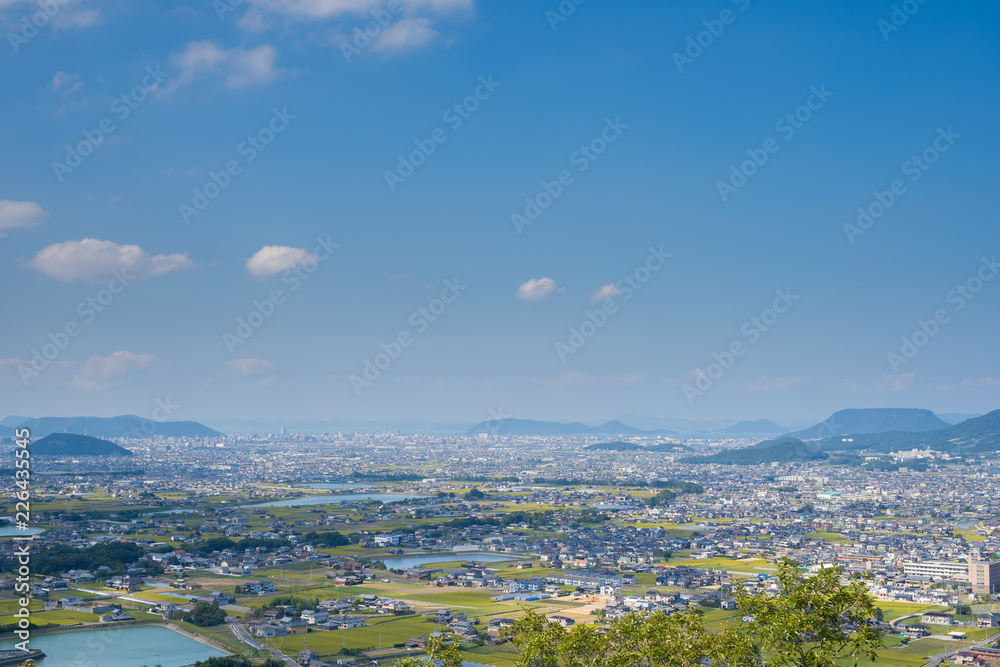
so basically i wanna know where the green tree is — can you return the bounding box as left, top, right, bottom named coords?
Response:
left=183, top=601, right=227, bottom=627
left=504, top=608, right=758, bottom=667
left=394, top=635, right=463, bottom=667
left=735, top=559, right=883, bottom=667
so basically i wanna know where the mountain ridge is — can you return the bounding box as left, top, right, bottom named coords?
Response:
left=819, top=409, right=1000, bottom=453
left=465, top=418, right=675, bottom=437
left=681, top=436, right=829, bottom=465
left=9, top=415, right=222, bottom=439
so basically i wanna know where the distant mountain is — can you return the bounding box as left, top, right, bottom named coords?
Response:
left=819, top=409, right=1000, bottom=454
left=717, top=419, right=787, bottom=434
left=681, top=436, right=828, bottom=465
left=613, top=415, right=736, bottom=432
left=0, top=425, right=13, bottom=437
left=32, top=433, right=133, bottom=457
left=646, top=442, right=693, bottom=452
left=18, top=415, right=222, bottom=439
left=937, top=413, right=982, bottom=425
left=0, top=416, right=32, bottom=427
left=787, top=408, right=949, bottom=440
left=465, top=418, right=674, bottom=437
left=201, top=417, right=473, bottom=435
left=585, top=441, right=644, bottom=451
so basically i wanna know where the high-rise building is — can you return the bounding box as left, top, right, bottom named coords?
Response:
left=970, top=561, right=1000, bottom=595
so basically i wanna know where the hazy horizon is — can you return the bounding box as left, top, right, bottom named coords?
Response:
left=3, top=0, right=999, bottom=424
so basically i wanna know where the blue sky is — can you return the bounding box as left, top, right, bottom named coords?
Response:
left=2, top=0, right=999, bottom=424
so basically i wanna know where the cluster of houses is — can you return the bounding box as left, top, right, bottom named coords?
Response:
left=250, top=594, right=413, bottom=639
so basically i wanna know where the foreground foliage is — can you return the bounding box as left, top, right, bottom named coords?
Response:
left=735, top=558, right=884, bottom=667
left=397, top=560, right=884, bottom=667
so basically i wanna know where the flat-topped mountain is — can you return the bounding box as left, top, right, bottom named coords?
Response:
left=787, top=408, right=949, bottom=440
left=819, top=409, right=1000, bottom=453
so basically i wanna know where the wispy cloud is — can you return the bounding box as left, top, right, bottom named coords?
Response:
left=164, top=41, right=284, bottom=94
left=228, top=358, right=273, bottom=375
left=70, top=351, right=155, bottom=389
left=371, top=17, right=438, bottom=51
left=590, top=282, right=624, bottom=303
left=961, top=377, right=1000, bottom=387
left=746, top=376, right=810, bottom=392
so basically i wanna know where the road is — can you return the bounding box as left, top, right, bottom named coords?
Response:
left=226, top=618, right=298, bottom=667
left=920, top=630, right=1000, bottom=667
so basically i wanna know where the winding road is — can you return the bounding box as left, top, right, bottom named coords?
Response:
left=226, top=618, right=298, bottom=667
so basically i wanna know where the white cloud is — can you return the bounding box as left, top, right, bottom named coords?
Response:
left=371, top=17, right=439, bottom=51
left=590, top=282, right=624, bottom=303
left=246, top=245, right=317, bottom=277
left=27, top=238, right=194, bottom=283
left=228, top=358, right=273, bottom=375
left=0, top=200, right=47, bottom=230
left=164, top=41, right=284, bottom=94
left=516, top=277, right=560, bottom=301
left=70, top=351, right=155, bottom=389
left=244, top=0, right=473, bottom=21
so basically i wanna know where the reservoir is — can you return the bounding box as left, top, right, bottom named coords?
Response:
left=0, top=524, right=44, bottom=537
left=378, top=553, right=516, bottom=569
left=0, top=625, right=226, bottom=667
